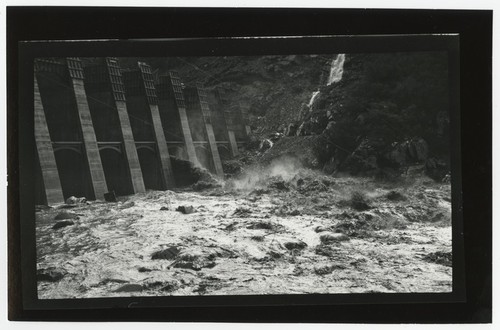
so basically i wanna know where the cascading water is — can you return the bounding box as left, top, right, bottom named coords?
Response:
left=308, top=91, right=320, bottom=108
left=307, top=54, right=346, bottom=111
left=327, top=54, right=346, bottom=86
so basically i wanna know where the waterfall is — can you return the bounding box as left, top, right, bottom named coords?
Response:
left=327, top=54, right=346, bottom=86
left=307, top=54, right=346, bottom=110
left=308, top=90, right=320, bottom=109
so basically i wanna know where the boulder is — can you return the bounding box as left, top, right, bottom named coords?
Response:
left=259, top=139, right=273, bottom=152
left=285, top=123, right=298, bottom=136
left=319, top=233, right=350, bottom=244
left=104, top=191, right=117, bottom=202
left=385, top=190, right=407, bottom=201
left=151, top=246, right=180, bottom=260
left=408, top=137, right=428, bottom=162
left=425, top=157, right=449, bottom=181
left=65, top=196, right=87, bottom=204
left=52, top=220, right=75, bottom=230
left=314, top=226, right=328, bottom=233
left=54, top=211, right=78, bottom=220
left=113, top=284, right=143, bottom=293
left=138, top=267, right=152, bottom=272
left=37, top=268, right=67, bottom=282
left=176, top=205, right=195, bottom=214
left=283, top=240, right=308, bottom=251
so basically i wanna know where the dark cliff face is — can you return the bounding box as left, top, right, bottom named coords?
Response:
left=288, top=52, right=450, bottom=175
left=121, top=55, right=331, bottom=133
left=122, top=52, right=451, bottom=176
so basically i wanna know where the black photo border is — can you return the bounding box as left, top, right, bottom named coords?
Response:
left=7, top=7, right=491, bottom=323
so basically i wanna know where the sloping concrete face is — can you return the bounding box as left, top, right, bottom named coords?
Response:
left=135, top=62, right=176, bottom=189
left=185, top=83, right=224, bottom=178
left=156, top=72, right=198, bottom=166
left=84, top=58, right=146, bottom=195
left=233, top=101, right=251, bottom=140
left=214, top=87, right=239, bottom=157
left=66, top=58, right=108, bottom=200
left=34, top=58, right=248, bottom=204
left=34, top=76, right=64, bottom=205
left=104, top=58, right=146, bottom=194
left=115, top=99, right=147, bottom=194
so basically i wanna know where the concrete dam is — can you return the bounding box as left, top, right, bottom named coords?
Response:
left=35, top=57, right=251, bottom=205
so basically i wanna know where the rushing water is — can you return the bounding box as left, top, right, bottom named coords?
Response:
left=327, top=54, right=346, bottom=86
left=307, top=90, right=320, bottom=108
left=307, top=54, right=346, bottom=110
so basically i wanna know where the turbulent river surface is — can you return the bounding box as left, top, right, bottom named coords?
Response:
left=36, top=170, right=452, bottom=298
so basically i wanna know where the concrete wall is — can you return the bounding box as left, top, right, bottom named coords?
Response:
left=35, top=59, right=247, bottom=205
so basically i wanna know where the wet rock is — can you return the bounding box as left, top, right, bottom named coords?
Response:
left=289, top=209, right=301, bottom=216
left=138, top=267, right=153, bottom=273
left=408, top=137, right=428, bottom=162
left=54, top=211, right=78, bottom=220
left=144, top=280, right=179, bottom=292
left=176, top=205, right=195, bottom=214
left=151, top=246, right=180, bottom=260
left=320, top=233, right=350, bottom=244
left=119, top=201, right=135, bottom=209
left=314, top=226, right=328, bottom=233
left=269, top=132, right=284, bottom=142
left=386, top=190, right=406, bottom=201
left=341, top=139, right=380, bottom=174
left=65, top=196, right=87, bottom=204
left=251, top=235, right=265, bottom=242
left=113, top=283, right=143, bottom=293
left=52, top=220, right=75, bottom=230
left=299, top=179, right=328, bottom=193
left=283, top=240, right=307, bottom=251
left=170, top=156, right=218, bottom=187
left=425, top=157, right=449, bottom=181
left=429, top=212, right=447, bottom=223
left=174, top=261, right=216, bottom=271
left=192, top=180, right=222, bottom=191
left=333, top=221, right=360, bottom=236
left=268, top=250, right=284, bottom=259
left=224, top=222, right=237, bottom=231
left=348, top=191, right=372, bottom=211
left=222, top=160, right=244, bottom=176
left=35, top=205, right=52, bottom=212
left=251, top=188, right=270, bottom=195
left=259, top=139, right=273, bottom=152
left=233, top=207, right=252, bottom=217
left=268, top=179, right=289, bottom=191
left=160, top=281, right=179, bottom=292
left=315, top=245, right=337, bottom=257
left=314, top=264, right=346, bottom=275
left=322, top=157, right=337, bottom=174
left=285, top=123, right=298, bottom=136
left=423, top=251, right=452, bottom=267
left=247, top=221, right=276, bottom=230
left=292, top=265, right=305, bottom=276
left=37, top=268, right=67, bottom=282
left=314, top=265, right=334, bottom=275
left=104, top=191, right=117, bottom=202
left=160, top=206, right=169, bottom=211
left=173, top=254, right=217, bottom=271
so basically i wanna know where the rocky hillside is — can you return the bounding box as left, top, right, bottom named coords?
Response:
left=121, top=52, right=451, bottom=179
left=122, top=55, right=332, bottom=131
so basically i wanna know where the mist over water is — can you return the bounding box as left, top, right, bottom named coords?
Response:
left=228, top=156, right=305, bottom=191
